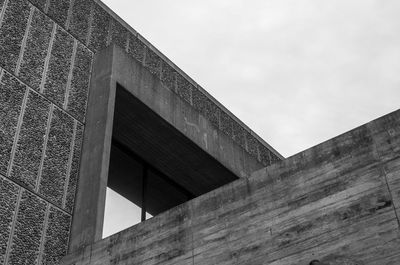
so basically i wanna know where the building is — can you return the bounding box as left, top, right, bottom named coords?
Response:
left=0, top=0, right=399, bottom=264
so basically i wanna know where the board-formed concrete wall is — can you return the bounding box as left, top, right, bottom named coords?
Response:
left=0, top=0, right=281, bottom=263
left=62, top=109, right=400, bottom=265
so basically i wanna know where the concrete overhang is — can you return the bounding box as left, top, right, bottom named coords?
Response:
left=69, top=45, right=268, bottom=252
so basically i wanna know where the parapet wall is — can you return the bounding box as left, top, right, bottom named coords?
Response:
left=63, top=109, right=400, bottom=264
left=0, top=0, right=281, bottom=264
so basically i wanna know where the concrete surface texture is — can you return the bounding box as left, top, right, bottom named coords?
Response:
left=0, top=0, right=281, bottom=264
left=62, top=109, right=400, bottom=265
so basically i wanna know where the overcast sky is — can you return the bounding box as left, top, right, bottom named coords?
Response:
left=101, top=0, right=400, bottom=237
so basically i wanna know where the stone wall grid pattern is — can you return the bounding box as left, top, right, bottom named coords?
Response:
left=3, top=0, right=278, bottom=165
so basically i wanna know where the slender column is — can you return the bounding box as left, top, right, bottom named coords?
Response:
left=68, top=47, right=116, bottom=253
left=141, top=165, right=148, bottom=222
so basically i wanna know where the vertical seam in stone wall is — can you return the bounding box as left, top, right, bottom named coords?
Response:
left=0, top=0, right=8, bottom=29
left=36, top=203, right=50, bottom=265
left=142, top=45, right=147, bottom=68
left=40, top=23, right=57, bottom=93
left=79, top=57, right=93, bottom=124
left=44, top=0, right=50, bottom=13
left=61, top=120, right=77, bottom=209
left=7, top=87, right=30, bottom=177
left=382, top=167, right=400, bottom=228
left=3, top=188, right=22, bottom=265
left=65, top=0, right=74, bottom=29
left=14, top=5, right=35, bottom=76
left=106, top=18, right=112, bottom=45
left=63, top=40, right=78, bottom=109
left=124, top=30, right=129, bottom=52
left=85, top=2, right=94, bottom=47
left=35, top=104, right=54, bottom=192
left=173, top=71, right=178, bottom=94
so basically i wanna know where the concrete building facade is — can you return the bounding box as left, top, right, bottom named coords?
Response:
left=0, top=0, right=399, bottom=264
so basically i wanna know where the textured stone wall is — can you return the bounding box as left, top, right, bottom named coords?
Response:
left=0, top=0, right=281, bottom=264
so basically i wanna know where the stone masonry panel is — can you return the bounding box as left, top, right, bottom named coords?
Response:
left=161, top=60, right=176, bottom=92
left=39, top=107, right=74, bottom=207
left=176, top=74, right=193, bottom=105
left=0, top=0, right=30, bottom=72
left=88, top=3, right=110, bottom=52
left=43, top=26, right=74, bottom=106
left=66, top=43, right=92, bottom=122
left=8, top=189, right=46, bottom=265
left=68, top=0, right=92, bottom=44
left=0, top=176, right=19, bottom=264
left=42, top=206, right=71, bottom=265
left=10, top=90, right=50, bottom=190
left=18, top=8, right=53, bottom=91
left=47, top=0, right=70, bottom=27
left=110, top=18, right=128, bottom=49
left=144, top=47, right=162, bottom=78
left=128, top=33, right=146, bottom=63
left=65, top=123, right=83, bottom=213
left=0, top=71, right=25, bottom=175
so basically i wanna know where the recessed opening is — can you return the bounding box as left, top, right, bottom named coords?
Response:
left=102, top=84, right=239, bottom=237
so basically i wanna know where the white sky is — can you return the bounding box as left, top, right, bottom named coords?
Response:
left=101, top=0, right=400, bottom=237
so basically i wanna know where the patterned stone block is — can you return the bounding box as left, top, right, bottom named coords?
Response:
left=42, top=207, right=71, bottom=265
left=88, top=3, right=110, bottom=52
left=66, top=44, right=92, bottom=121
left=0, top=0, right=4, bottom=12
left=19, top=9, right=53, bottom=91
left=246, top=133, right=259, bottom=159
left=176, top=74, right=193, bottom=105
left=39, top=108, right=73, bottom=206
left=128, top=33, right=145, bottom=63
left=0, top=176, right=19, bottom=264
left=28, top=0, right=46, bottom=11
left=8, top=190, right=46, bottom=265
left=43, top=26, right=74, bottom=106
left=232, top=120, right=246, bottom=149
left=192, top=87, right=220, bottom=129
left=68, top=0, right=92, bottom=44
left=0, top=72, right=25, bottom=175
left=161, top=60, right=176, bottom=91
left=0, top=0, right=30, bottom=72
left=110, top=18, right=127, bottom=49
left=10, top=91, right=50, bottom=190
left=65, top=123, right=83, bottom=213
left=258, top=143, right=272, bottom=166
left=219, top=110, right=233, bottom=138
left=144, top=48, right=161, bottom=78
left=47, top=0, right=70, bottom=27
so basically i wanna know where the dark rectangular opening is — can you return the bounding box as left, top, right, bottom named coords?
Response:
left=103, top=84, right=238, bottom=236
